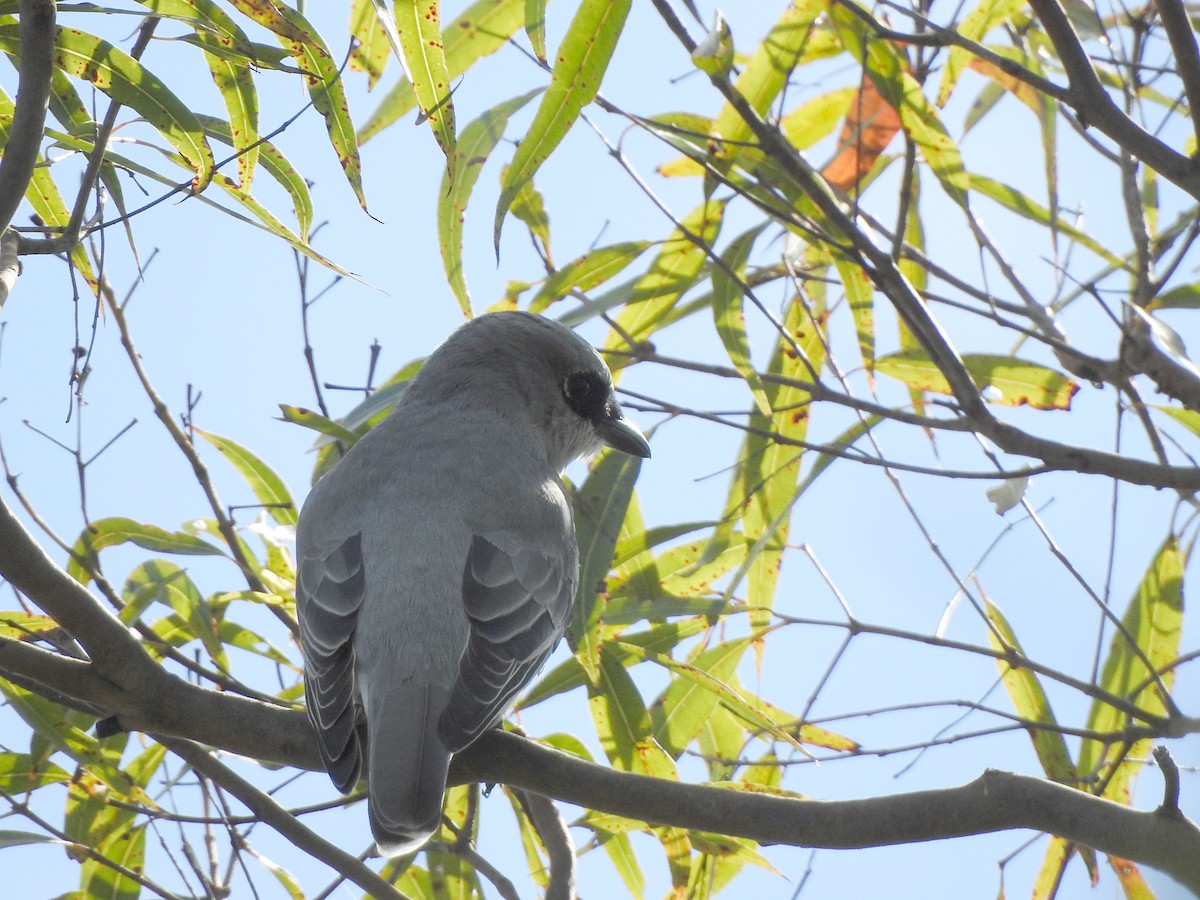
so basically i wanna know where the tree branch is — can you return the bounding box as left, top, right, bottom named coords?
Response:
left=0, top=0, right=54, bottom=236
left=626, top=347, right=1200, bottom=489
left=0, top=635, right=120, bottom=711
left=1025, top=0, right=1200, bottom=198
left=830, top=0, right=1068, bottom=101
left=1153, top=0, right=1200, bottom=151
left=0, top=228, right=20, bottom=309
left=454, top=732, right=1200, bottom=893
left=514, top=789, right=577, bottom=900
left=0, top=488, right=160, bottom=690
left=0, top=602, right=1195, bottom=892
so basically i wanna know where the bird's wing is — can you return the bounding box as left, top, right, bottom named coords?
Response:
left=438, top=529, right=576, bottom=752
left=297, top=531, right=366, bottom=793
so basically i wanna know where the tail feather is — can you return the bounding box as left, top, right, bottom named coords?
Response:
left=364, top=683, right=453, bottom=857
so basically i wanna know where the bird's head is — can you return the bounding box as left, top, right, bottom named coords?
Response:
left=411, top=311, right=650, bottom=471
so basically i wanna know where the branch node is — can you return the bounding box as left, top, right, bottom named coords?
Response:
left=1153, top=745, right=1182, bottom=817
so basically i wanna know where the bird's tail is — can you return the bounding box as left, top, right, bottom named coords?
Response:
left=364, top=683, right=454, bottom=857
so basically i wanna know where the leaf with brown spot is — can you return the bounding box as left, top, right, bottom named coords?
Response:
left=876, top=352, right=1079, bottom=410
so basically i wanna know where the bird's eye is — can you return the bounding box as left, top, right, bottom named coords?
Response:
left=564, top=373, right=593, bottom=401
left=563, top=372, right=606, bottom=418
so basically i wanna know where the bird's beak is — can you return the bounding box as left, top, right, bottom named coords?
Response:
left=598, top=402, right=651, bottom=458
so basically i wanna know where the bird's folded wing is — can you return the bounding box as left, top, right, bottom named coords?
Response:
left=297, top=532, right=367, bottom=792
left=438, top=530, right=576, bottom=752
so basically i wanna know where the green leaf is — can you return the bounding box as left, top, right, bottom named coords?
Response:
left=215, top=615, right=295, bottom=666
left=969, top=174, right=1125, bottom=269
left=508, top=173, right=552, bottom=259
left=712, top=224, right=771, bottom=416
left=197, top=114, right=312, bottom=239
left=0, top=753, right=70, bottom=792
left=649, top=638, right=750, bottom=758
left=720, top=294, right=826, bottom=635
left=936, top=0, right=1028, bottom=106
left=569, top=448, right=644, bottom=681
left=1151, top=282, right=1200, bottom=310
left=598, top=829, right=645, bottom=898
left=195, top=429, right=296, bottom=526
left=783, top=86, right=859, bottom=150
left=505, top=788, right=550, bottom=893
left=278, top=404, right=362, bottom=448
left=0, top=611, right=65, bottom=641
left=0, top=681, right=132, bottom=793
left=875, top=351, right=1079, bottom=410
left=41, top=123, right=346, bottom=274
left=522, top=618, right=711, bottom=709
left=525, top=0, right=547, bottom=61
left=67, top=517, right=224, bottom=586
left=610, top=521, right=714, bottom=569
left=1079, top=536, right=1184, bottom=806
left=359, top=0, right=525, bottom=143
left=0, top=82, right=98, bottom=290
left=0, top=830, right=57, bottom=848
left=141, top=0, right=261, bottom=188
left=230, top=2, right=365, bottom=209
left=834, top=256, right=875, bottom=372
left=710, top=1, right=824, bottom=152
left=395, top=0, right=457, bottom=173
left=633, top=638, right=810, bottom=757
left=605, top=198, right=725, bottom=361
left=698, top=705, right=746, bottom=781
left=123, top=560, right=228, bottom=670
left=248, top=848, right=306, bottom=900
left=439, top=89, right=543, bottom=314
left=985, top=601, right=1077, bottom=783
left=530, top=241, right=654, bottom=312
left=34, top=25, right=215, bottom=188
left=605, top=532, right=748, bottom=630
left=494, top=0, right=631, bottom=248
left=75, top=810, right=145, bottom=899
left=589, top=642, right=673, bottom=776
left=348, top=0, right=391, bottom=88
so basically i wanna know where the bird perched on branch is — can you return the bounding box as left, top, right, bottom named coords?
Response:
left=296, top=311, right=650, bottom=856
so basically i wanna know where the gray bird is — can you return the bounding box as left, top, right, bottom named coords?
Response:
left=296, top=311, right=650, bottom=856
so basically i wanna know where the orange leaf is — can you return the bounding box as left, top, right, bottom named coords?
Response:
left=821, top=76, right=901, bottom=192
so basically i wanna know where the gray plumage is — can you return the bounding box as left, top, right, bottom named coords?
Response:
left=296, top=311, right=650, bottom=856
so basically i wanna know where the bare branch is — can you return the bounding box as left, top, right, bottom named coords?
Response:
left=453, top=732, right=1200, bottom=893
left=0, top=788, right=188, bottom=900
left=1152, top=0, right=1200, bottom=150
left=624, top=346, right=1200, bottom=489
left=1026, top=0, right=1200, bottom=197
left=0, top=492, right=158, bottom=689
left=101, top=286, right=297, bottom=634
left=831, top=0, right=1068, bottom=101
left=0, top=228, right=21, bottom=309
left=514, top=789, right=577, bottom=900
left=0, top=0, right=54, bottom=236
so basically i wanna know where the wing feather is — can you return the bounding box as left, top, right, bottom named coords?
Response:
left=439, top=531, right=576, bottom=752
left=297, top=532, right=366, bottom=793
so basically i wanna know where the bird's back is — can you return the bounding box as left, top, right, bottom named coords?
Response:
left=297, top=394, right=577, bottom=853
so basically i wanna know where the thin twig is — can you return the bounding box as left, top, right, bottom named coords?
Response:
left=162, top=738, right=411, bottom=900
